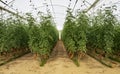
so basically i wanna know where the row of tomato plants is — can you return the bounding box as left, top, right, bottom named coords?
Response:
left=28, top=13, right=58, bottom=63
left=0, top=13, right=58, bottom=64
left=0, top=18, right=29, bottom=58
left=62, top=7, right=120, bottom=60
left=62, top=8, right=89, bottom=60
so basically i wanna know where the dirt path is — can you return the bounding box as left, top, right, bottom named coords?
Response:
left=49, top=40, right=68, bottom=59
left=0, top=40, right=120, bottom=74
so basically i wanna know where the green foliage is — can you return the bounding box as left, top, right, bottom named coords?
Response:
left=62, top=9, right=76, bottom=54
left=113, top=25, right=120, bottom=54
left=62, top=6, right=120, bottom=58
left=87, top=7, right=118, bottom=57
left=62, top=9, right=89, bottom=58
left=0, top=18, right=29, bottom=52
left=72, top=57, right=80, bottom=67
left=28, top=14, right=58, bottom=58
left=75, top=11, right=89, bottom=52
left=0, top=20, right=6, bottom=52
left=0, top=12, right=58, bottom=66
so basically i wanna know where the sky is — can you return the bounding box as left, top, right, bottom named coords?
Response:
left=0, top=0, right=120, bottom=30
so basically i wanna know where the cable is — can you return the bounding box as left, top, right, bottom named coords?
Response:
left=84, top=0, right=91, bottom=5
left=84, top=3, right=89, bottom=8
left=0, top=0, right=15, bottom=18
left=72, top=0, right=78, bottom=12
left=42, top=0, right=56, bottom=23
left=0, top=5, right=25, bottom=19
left=85, top=0, right=100, bottom=12
left=50, top=0, right=55, bottom=17
left=0, top=0, right=26, bottom=20
left=0, top=0, right=18, bottom=12
left=4, top=0, right=15, bottom=7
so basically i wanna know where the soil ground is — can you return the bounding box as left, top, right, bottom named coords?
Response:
left=0, top=40, right=120, bottom=74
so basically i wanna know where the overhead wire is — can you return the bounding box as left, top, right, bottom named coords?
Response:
left=85, top=0, right=100, bottom=12
left=50, top=0, right=55, bottom=18
left=0, top=0, right=18, bottom=12
left=1, top=0, right=15, bottom=19
left=0, top=0, right=27, bottom=20
left=4, top=0, right=15, bottom=8
left=84, top=0, right=91, bottom=5
left=43, top=0, right=56, bottom=24
left=0, top=5, right=26, bottom=19
left=72, top=0, right=78, bottom=12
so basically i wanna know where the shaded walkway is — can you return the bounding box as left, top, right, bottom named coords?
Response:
left=50, top=40, right=68, bottom=58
